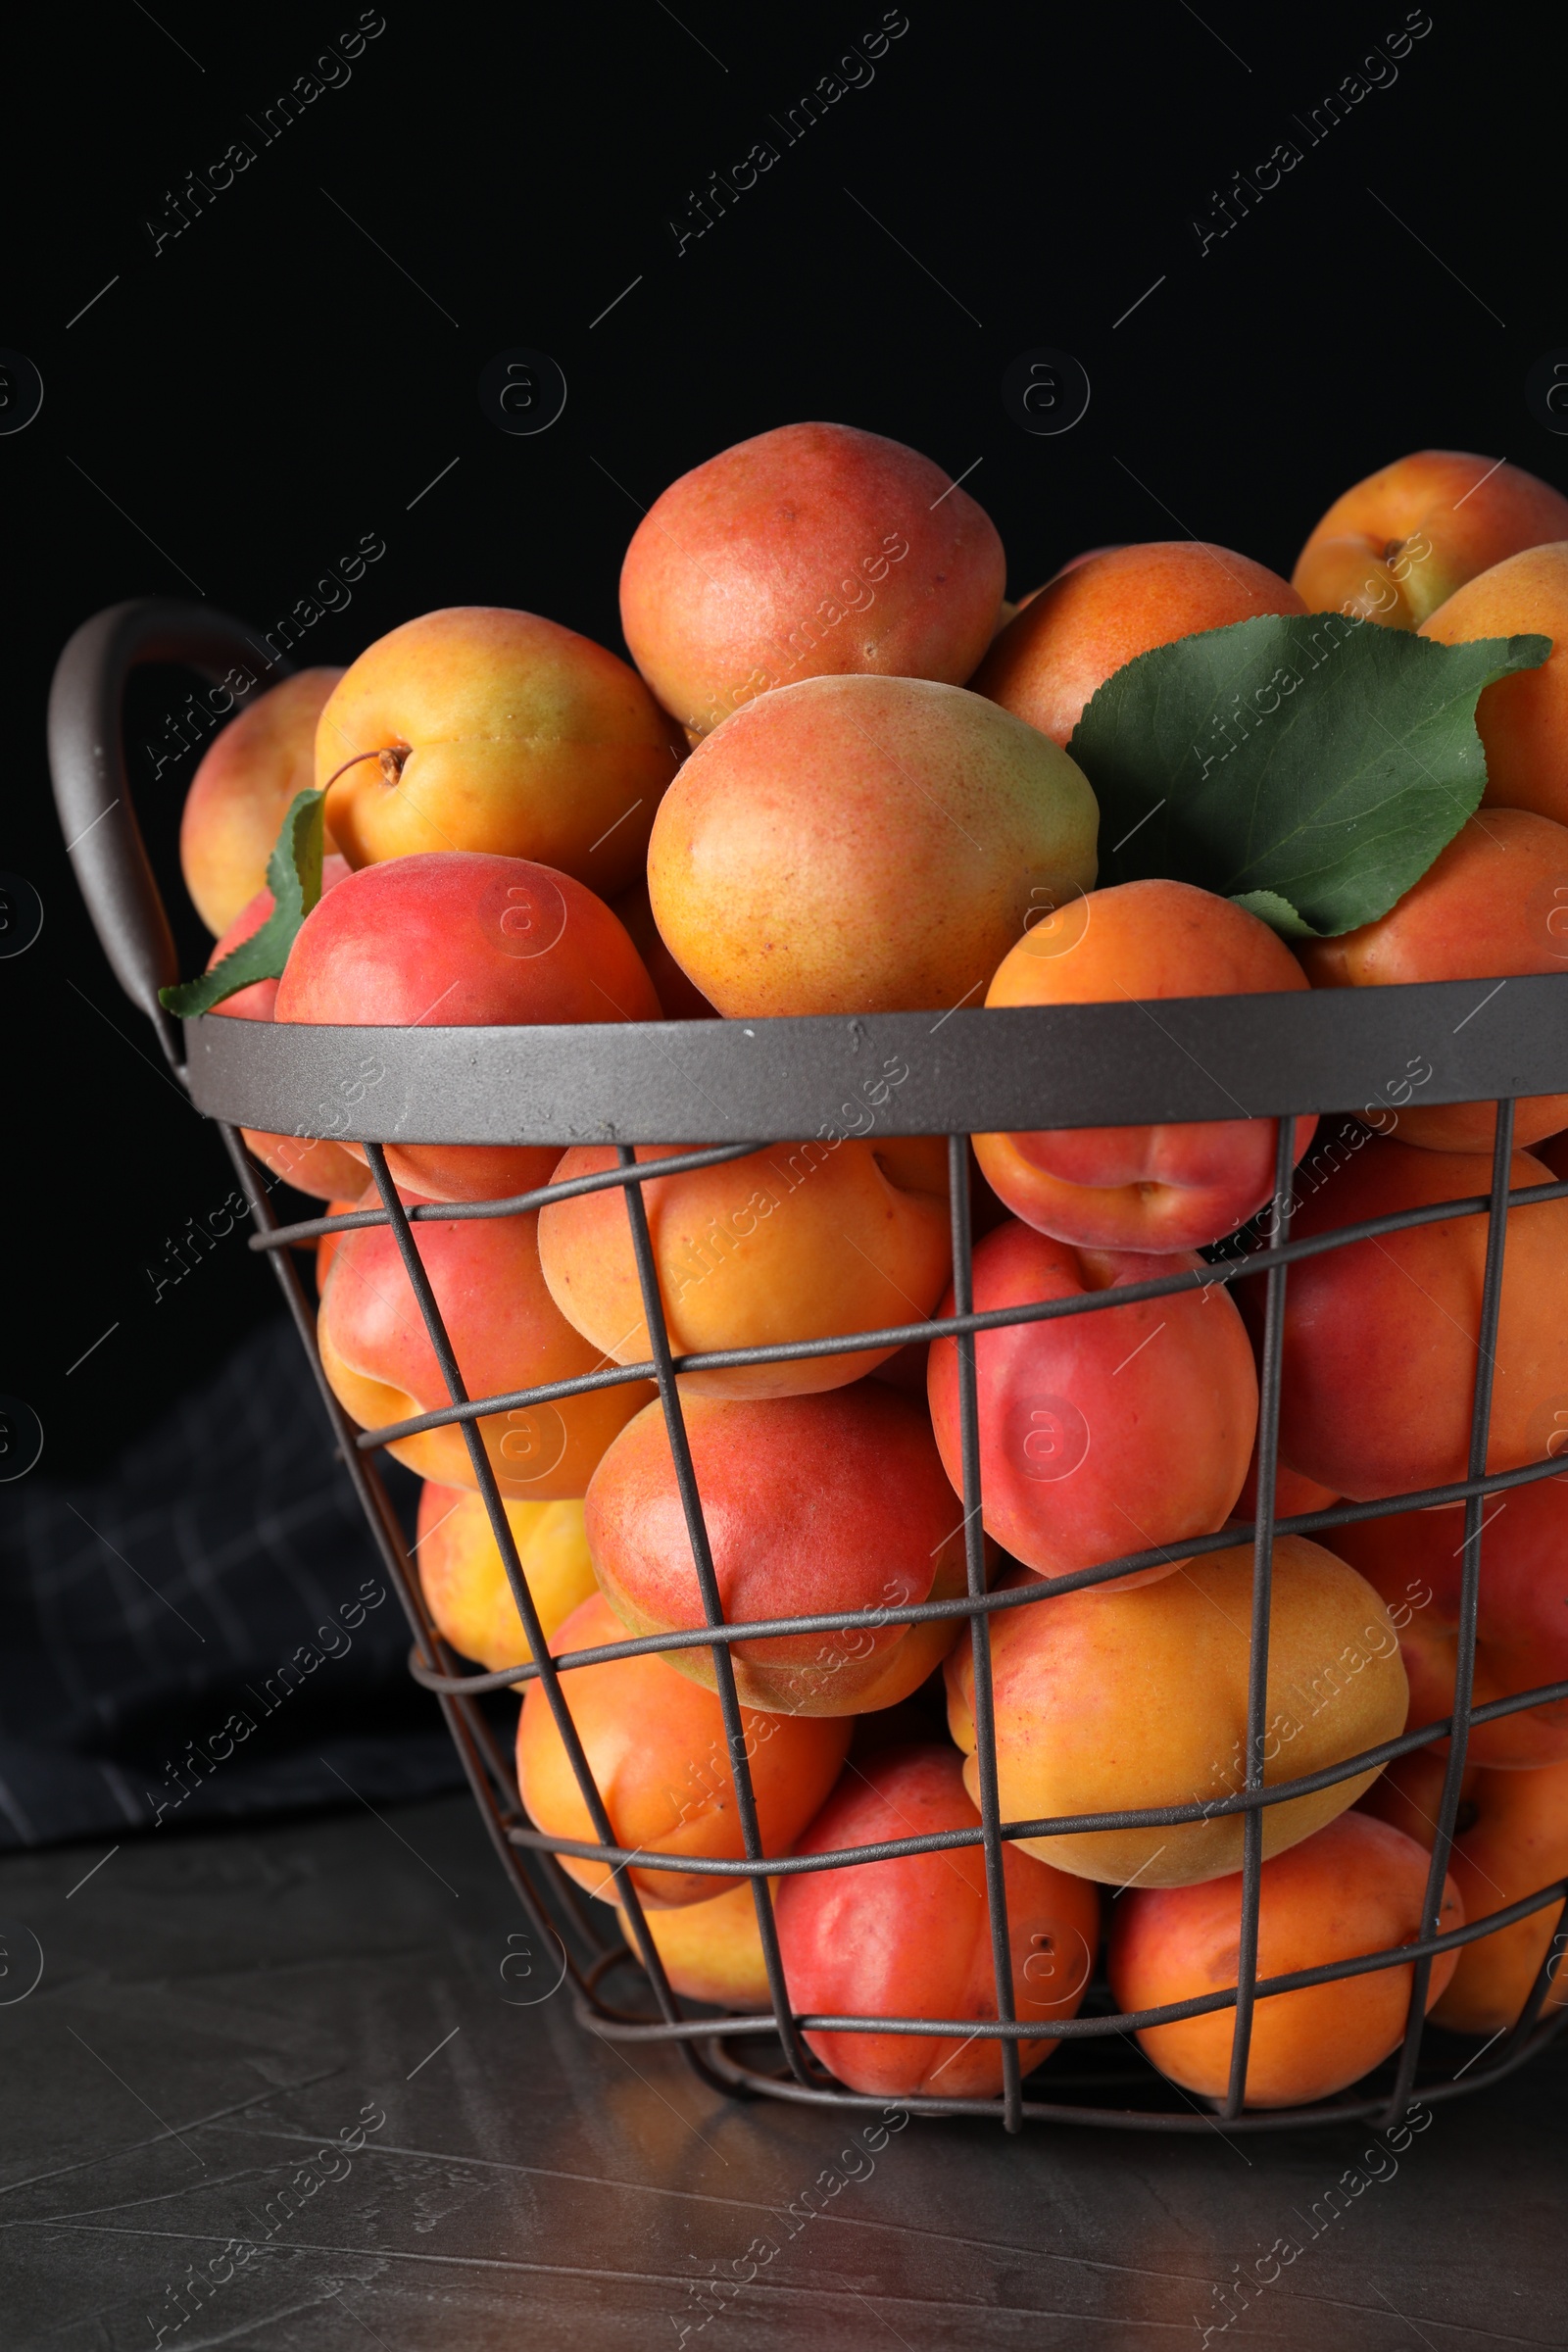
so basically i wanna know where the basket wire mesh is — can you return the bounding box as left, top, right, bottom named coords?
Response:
left=233, top=1098, right=1568, bottom=2134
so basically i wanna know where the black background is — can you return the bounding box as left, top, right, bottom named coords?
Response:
left=6, top=0, right=1564, bottom=1478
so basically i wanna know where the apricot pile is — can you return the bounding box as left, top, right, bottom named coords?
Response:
left=172, top=425, right=1568, bottom=2112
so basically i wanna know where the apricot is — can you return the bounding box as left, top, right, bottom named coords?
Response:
left=274, top=852, right=661, bottom=1201
left=179, top=668, right=343, bottom=935
left=316, top=607, right=685, bottom=895
left=610, top=877, right=715, bottom=1019
left=584, top=1387, right=980, bottom=1716
left=1420, top=542, right=1568, bottom=827
left=1331, top=1474, right=1568, bottom=1769
left=947, top=1539, right=1408, bottom=1887
left=207, top=859, right=366, bottom=1200
left=1235, top=1443, right=1339, bottom=1526
left=414, top=1481, right=597, bottom=1667
left=1267, top=1137, right=1568, bottom=1499
left=970, top=542, right=1304, bottom=747
left=315, top=1193, right=366, bottom=1292
left=646, top=673, right=1098, bottom=1018
left=927, top=1218, right=1257, bottom=1589
left=975, top=881, right=1317, bottom=1250
left=612, top=1879, right=774, bottom=2009
left=1361, top=1748, right=1568, bottom=2035
left=1292, top=450, right=1568, bottom=628
left=538, top=1136, right=950, bottom=1397
left=1298, top=810, right=1568, bottom=1151
left=318, top=1196, right=653, bottom=1497
left=619, top=421, right=1006, bottom=737
left=774, top=1744, right=1101, bottom=2098
left=1109, top=1812, right=1459, bottom=2106
left=515, top=1592, right=849, bottom=1907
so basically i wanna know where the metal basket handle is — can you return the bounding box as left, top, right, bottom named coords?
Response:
left=46, top=597, right=289, bottom=1070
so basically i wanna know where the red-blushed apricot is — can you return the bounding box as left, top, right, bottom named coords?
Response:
left=1420, top=543, right=1568, bottom=827
left=584, top=1388, right=981, bottom=1716
left=774, top=1744, right=1101, bottom=2097
left=1331, top=1474, right=1568, bottom=1768
left=207, top=859, right=366, bottom=1200
left=315, top=1193, right=367, bottom=1294
left=926, top=1219, right=1257, bottom=1589
left=610, top=877, right=716, bottom=1019
left=318, top=1197, right=653, bottom=1498
left=1265, top=1137, right=1568, bottom=1500
left=274, top=852, right=661, bottom=1201
left=970, top=542, right=1304, bottom=747
left=316, top=608, right=685, bottom=895
left=1234, top=1442, right=1340, bottom=1526
left=1360, top=1747, right=1568, bottom=2035
left=947, top=1540, right=1408, bottom=1887
left=414, top=1482, right=597, bottom=1668
left=975, top=881, right=1318, bottom=1251
left=645, top=673, right=1098, bottom=1018
left=618, top=422, right=1006, bottom=737
left=1109, top=1812, right=1459, bottom=2106
left=180, top=668, right=344, bottom=935
left=1298, top=811, right=1568, bottom=1151
left=1292, top=451, right=1568, bottom=628
left=515, top=1592, right=849, bottom=1907
left=612, top=1879, right=776, bottom=2009
left=538, top=1137, right=950, bottom=1397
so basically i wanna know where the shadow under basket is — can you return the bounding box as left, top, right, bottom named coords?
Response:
left=49, top=596, right=1568, bottom=2133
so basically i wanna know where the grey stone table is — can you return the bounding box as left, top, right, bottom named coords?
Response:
left=1, top=1792, right=1561, bottom=2351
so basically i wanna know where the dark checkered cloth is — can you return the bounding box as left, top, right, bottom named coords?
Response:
left=0, top=1318, right=466, bottom=1847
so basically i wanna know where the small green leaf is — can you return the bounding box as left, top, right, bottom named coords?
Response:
left=1229, top=888, right=1322, bottom=940
left=161, top=789, right=325, bottom=1017
left=1068, top=614, right=1550, bottom=937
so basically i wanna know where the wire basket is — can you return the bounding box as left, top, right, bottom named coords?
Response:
left=48, top=597, right=1568, bottom=2134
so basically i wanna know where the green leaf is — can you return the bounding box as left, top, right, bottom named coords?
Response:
left=1229, top=888, right=1322, bottom=940
left=160, top=789, right=325, bottom=1017
left=1067, top=614, right=1550, bottom=937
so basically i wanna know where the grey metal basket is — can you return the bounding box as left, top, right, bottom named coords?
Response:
left=48, top=596, right=1568, bottom=2134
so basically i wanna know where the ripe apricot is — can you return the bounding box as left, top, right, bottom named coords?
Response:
left=1110, top=1811, right=1459, bottom=2106
left=538, top=1137, right=950, bottom=1397
left=274, top=852, right=661, bottom=1201
left=1268, top=1137, right=1568, bottom=1499
left=1331, top=1474, right=1568, bottom=1768
left=1361, top=1748, right=1568, bottom=2035
left=414, top=1481, right=598, bottom=1667
left=1293, top=451, right=1568, bottom=628
left=619, top=421, right=1006, bottom=737
left=947, top=1540, right=1408, bottom=1887
left=774, top=1744, right=1101, bottom=2097
left=318, top=1198, right=653, bottom=1498
left=975, top=880, right=1317, bottom=1251
left=515, top=1592, right=848, bottom=1907
left=645, top=673, right=1098, bottom=1018
left=1298, top=810, right=1568, bottom=1151
left=926, top=1218, right=1257, bottom=1588
left=585, top=1387, right=979, bottom=1716
left=316, top=607, right=685, bottom=895
left=971, top=541, right=1304, bottom=746
left=180, top=668, right=343, bottom=935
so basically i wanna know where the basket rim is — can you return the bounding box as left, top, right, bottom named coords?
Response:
left=180, top=974, right=1568, bottom=1146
